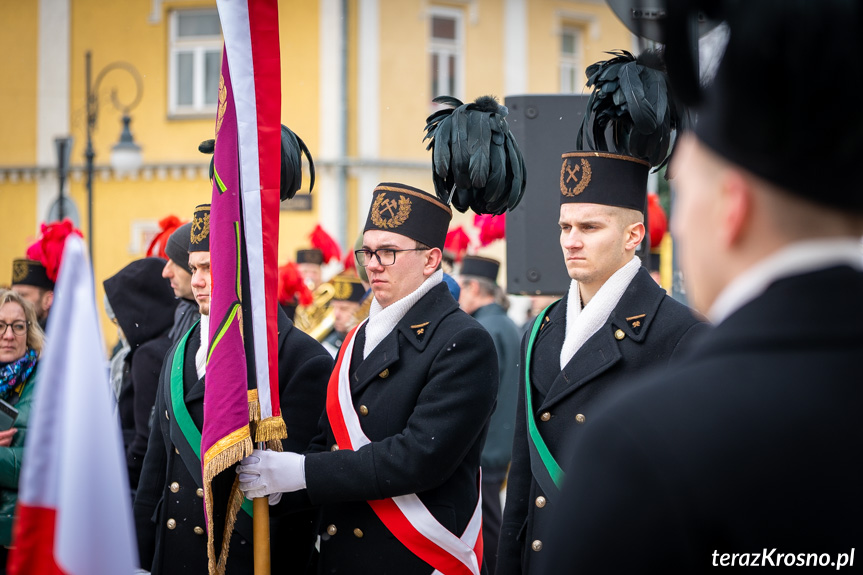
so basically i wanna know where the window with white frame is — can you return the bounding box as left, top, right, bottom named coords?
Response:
left=560, top=26, right=584, bottom=94
left=429, top=8, right=464, bottom=100
left=169, top=9, right=222, bottom=116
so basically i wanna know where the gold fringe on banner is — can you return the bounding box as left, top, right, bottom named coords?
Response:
left=204, top=426, right=254, bottom=575
left=255, top=415, right=287, bottom=443
left=247, top=389, right=260, bottom=422
left=205, top=475, right=247, bottom=575
left=266, top=438, right=283, bottom=452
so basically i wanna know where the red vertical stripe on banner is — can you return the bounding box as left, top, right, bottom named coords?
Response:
left=247, top=0, right=282, bottom=418
left=8, top=505, right=68, bottom=575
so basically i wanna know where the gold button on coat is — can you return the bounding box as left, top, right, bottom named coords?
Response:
left=575, top=413, right=586, bottom=424
left=174, top=447, right=180, bottom=455
left=194, top=526, right=205, bottom=535
left=379, top=369, right=389, bottom=378
left=196, top=488, right=204, bottom=498
left=327, top=524, right=338, bottom=536
left=359, top=405, right=369, bottom=416
left=165, top=410, right=169, bottom=420
left=540, top=411, right=551, bottom=422
left=614, top=329, right=625, bottom=340
left=166, top=519, right=176, bottom=530
left=532, top=540, right=543, bottom=552
left=169, top=482, right=179, bottom=493
left=535, top=496, right=546, bottom=508
left=353, top=528, right=364, bottom=538
left=331, top=444, right=339, bottom=451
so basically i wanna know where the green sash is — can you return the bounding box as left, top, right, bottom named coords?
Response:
left=169, top=321, right=253, bottom=517
left=524, top=302, right=565, bottom=498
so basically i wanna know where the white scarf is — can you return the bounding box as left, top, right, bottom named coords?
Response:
left=195, top=314, right=209, bottom=380
left=560, top=256, right=641, bottom=369
left=364, top=270, right=443, bottom=359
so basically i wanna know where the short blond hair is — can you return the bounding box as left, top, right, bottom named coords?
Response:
left=0, top=288, right=45, bottom=355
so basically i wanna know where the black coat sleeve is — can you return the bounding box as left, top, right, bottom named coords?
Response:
left=277, top=327, right=334, bottom=455
left=497, top=331, right=531, bottom=575
left=133, top=371, right=168, bottom=571
left=127, top=336, right=172, bottom=490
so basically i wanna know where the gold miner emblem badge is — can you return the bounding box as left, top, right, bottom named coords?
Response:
left=191, top=212, right=210, bottom=245
left=334, top=280, right=353, bottom=300
left=560, top=157, right=592, bottom=197
left=370, top=193, right=411, bottom=229
left=12, top=261, right=28, bottom=284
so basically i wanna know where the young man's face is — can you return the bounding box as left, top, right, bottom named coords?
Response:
left=11, top=284, right=52, bottom=321
left=361, top=230, right=434, bottom=309
left=558, top=203, right=641, bottom=292
left=188, top=251, right=212, bottom=316
left=162, top=258, right=194, bottom=300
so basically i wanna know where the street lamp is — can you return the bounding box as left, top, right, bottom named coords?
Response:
left=53, top=136, right=74, bottom=223
left=85, top=50, right=144, bottom=261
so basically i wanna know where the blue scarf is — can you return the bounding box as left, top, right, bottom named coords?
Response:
left=0, top=348, right=38, bottom=399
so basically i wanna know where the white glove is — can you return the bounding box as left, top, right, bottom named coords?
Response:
left=236, top=449, right=306, bottom=500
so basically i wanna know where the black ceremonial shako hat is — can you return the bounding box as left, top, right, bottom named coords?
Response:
left=363, top=183, right=452, bottom=250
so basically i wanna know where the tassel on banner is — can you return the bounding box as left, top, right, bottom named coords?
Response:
left=255, top=415, right=288, bottom=443
left=247, top=389, right=261, bottom=423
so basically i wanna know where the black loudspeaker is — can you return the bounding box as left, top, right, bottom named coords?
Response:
left=504, top=94, right=587, bottom=296
left=504, top=94, right=651, bottom=296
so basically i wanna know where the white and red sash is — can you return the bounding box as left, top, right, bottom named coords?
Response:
left=325, top=321, right=484, bottom=575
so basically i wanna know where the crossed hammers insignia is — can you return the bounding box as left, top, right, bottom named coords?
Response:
left=565, top=161, right=580, bottom=185
left=379, top=198, right=399, bottom=218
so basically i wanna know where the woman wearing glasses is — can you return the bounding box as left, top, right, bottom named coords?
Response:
left=0, top=289, right=45, bottom=561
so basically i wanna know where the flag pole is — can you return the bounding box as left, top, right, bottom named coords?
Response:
left=253, top=441, right=271, bottom=575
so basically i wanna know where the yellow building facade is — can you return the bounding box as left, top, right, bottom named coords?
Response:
left=0, top=0, right=635, bottom=343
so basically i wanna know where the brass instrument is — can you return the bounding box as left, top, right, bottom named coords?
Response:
left=294, top=282, right=335, bottom=341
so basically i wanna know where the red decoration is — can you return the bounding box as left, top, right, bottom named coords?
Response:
left=146, top=215, right=185, bottom=259
left=444, top=226, right=472, bottom=263
left=343, top=249, right=356, bottom=273
left=277, top=261, right=313, bottom=306
left=310, top=224, right=342, bottom=264
left=647, top=194, right=668, bottom=248
left=473, top=213, right=506, bottom=247
left=26, top=219, right=84, bottom=282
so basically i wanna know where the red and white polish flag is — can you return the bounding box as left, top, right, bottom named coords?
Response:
left=8, top=236, right=137, bottom=575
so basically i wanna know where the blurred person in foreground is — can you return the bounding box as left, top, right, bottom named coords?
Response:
left=541, top=1, right=863, bottom=571
left=0, top=290, right=45, bottom=568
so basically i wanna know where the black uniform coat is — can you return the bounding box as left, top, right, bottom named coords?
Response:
left=301, top=282, right=499, bottom=574
left=498, top=267, right=707, bottom=575
left=134, top=308, right=333, bottom=575
left=472, top=303, right=521, bottom=475
left=540, top=266, right=863, bottom=572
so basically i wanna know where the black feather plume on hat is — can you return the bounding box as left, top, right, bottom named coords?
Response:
left=199, top=125, right=315, bottom=201
left=577, top=49, right=689, bottom=173
left=423, top=95, right=527, bottom=215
